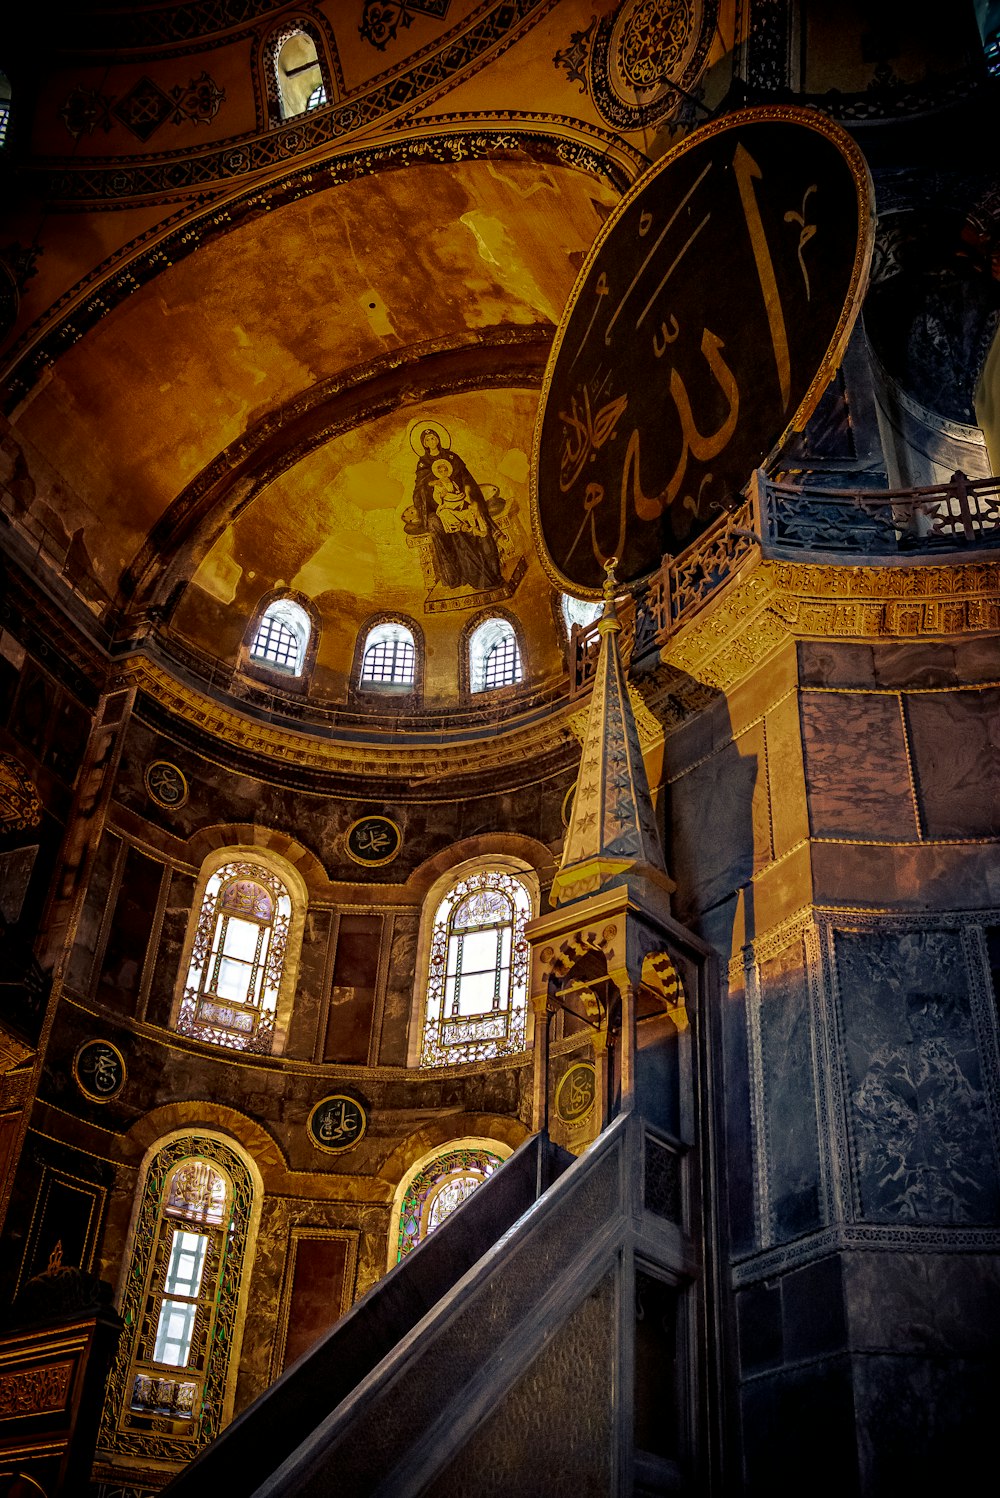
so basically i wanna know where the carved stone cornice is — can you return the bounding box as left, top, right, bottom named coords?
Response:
left=642, top=555, right=1000, bottom=719
left=123, top=656, right=583, bottom=793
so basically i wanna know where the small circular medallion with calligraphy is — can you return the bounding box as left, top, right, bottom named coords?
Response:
left=344, top=815, right=401, bottom=867
left=144, top=760, right=188, bottom=809
left=555, top=1062, right=598, bottom=1124
left=307, top=1095, right=368, bottom=1153
left=73, top=1039, right=127, bottom=1102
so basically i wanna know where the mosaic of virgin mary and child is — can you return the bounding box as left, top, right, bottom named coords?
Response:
left=406, top=424, right=506, bottom=593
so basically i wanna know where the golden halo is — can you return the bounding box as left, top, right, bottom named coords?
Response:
left=408, top=418, right=452, bottom=457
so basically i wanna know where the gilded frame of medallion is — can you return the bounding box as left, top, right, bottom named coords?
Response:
left=306, top=1094, right=368, bottom=1153
left=72, top=1039, right=127, bottom=1104
left=528, top=104, right=876, bottom=598
left=343, top=816, right=402, bottom=869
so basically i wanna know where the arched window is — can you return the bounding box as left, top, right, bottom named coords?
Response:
left=250, top=597, right=311, bottom=675
left=0, top=71, right=10, bottom=149
left=469, top=617, right=523, bottom=693
left=360, top=621, right=416, bottom=688
left=273, top=28, right=326, bottom=118
left=177, top=863, right=291, bottom=1054
left=561, top=594, right=602, bottom=633
left=97, top=1136, right=257, bottom=1465
left=392, top=1142, right=510, bottom=1264
left=419, top=867, right=532, bottom=1068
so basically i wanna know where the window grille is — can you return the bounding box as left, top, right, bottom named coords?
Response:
left=469, top=617, right=522, bottom=693
left=420, top=868, right=531, bottom=1067
left=362, top=634, right=415, bottom=686
left=482, top=633, right=521, bottom=689
left=248, top=598, right=311, bottom=675
left=251, top=614, right=300, bottom=671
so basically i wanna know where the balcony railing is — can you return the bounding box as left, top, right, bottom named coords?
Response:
left=757, top=469, right=1000, bottom=556
left=570, top=469, right=1000, bottom=692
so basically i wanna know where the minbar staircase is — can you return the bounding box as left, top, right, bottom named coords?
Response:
left=164, top=1113, right=700, bottom=1497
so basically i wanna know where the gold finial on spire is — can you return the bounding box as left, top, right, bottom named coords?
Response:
left=599, top=556, right=620, bottom=634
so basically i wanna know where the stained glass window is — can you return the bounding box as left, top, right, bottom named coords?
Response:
left=177, top=862, right=291, bottom=1055
left=360, top=622, right=416, bottom=686
left=396, top=1146, right=505, bottom=1261
left=98, top=1138, right=255, bottom=1463
left=419, top=869, right=532, bottom=1067
left=469, top=618, right=522, bottom=693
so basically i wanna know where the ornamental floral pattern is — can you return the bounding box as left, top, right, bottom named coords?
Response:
left=419, top=869, right=532, bottom=1068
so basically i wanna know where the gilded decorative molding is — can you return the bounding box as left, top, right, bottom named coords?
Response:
left=123, top=656, right=582, bottom=785
left=650, top=556, right=1000, bottom=712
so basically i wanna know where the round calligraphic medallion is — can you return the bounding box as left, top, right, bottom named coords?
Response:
left=308, top=1095, right=367, bottom=1153
left=144, top=760, right=188, bottom=809
left=73, top=1039, right=127, bottom=1103
left=555, top=1062, right=598, bottom=1125
left=531, top=106, right=874, bottom=595
left=344, top=815, right=401, bottom=867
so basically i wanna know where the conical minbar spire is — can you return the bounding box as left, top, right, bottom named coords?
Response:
left=550, top=560, right=673, bottom=908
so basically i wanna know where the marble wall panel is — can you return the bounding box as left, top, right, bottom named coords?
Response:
left=741, top=1357, right=859, bottom=1496
left=765, top=689, right=809, bottom=860
left=759, top=940, right=823, bottom=1240
left=94, top=844, right=163, bottom=1016
left=834, top=928, right=999, bottom=1223
left=287, top=906, right=332, bottom=1060
left=722, top=985, right=755, bottom=1257
left=668, top=739, right=759, bottom=924
left=325, top=913, right=380, bottom=1066
left=800, top=692, right=918, bottom=841
left=145, top=869, right=195, bottom=1027
left=234, top=1194, right=384, bottom=1415
left=905, top=687, right=1000, bottom=838
left=842, top=1251, right=1000, bottom=1358
left=853, top=1353, right=990, bottom=1492
left=65, top=829, right=119, bottom=992
left=379, top=915, right=418, bottom=1067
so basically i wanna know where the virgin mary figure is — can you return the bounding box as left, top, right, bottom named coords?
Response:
left=411, top=428, right=504, bottom=591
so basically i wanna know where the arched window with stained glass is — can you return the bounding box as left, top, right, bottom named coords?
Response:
left=419, top=868, right=532, bottom=1068
left=394, top=1144, right=507, bottom=1262
left=177, top=863, right=291, bottom=1055
left=97, top=1136, right=257, bottom=1466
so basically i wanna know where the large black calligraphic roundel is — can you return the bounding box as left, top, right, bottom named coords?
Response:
left=531, top=106, right=874, bottom=594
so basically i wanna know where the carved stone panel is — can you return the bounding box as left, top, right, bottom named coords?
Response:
left=833, top=927, right=1000, bottom=1224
